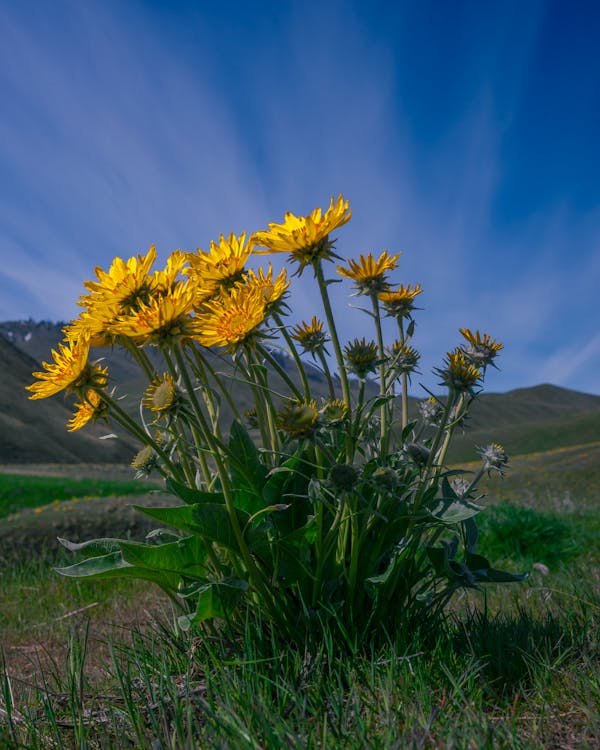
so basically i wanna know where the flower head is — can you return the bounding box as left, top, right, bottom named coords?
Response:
left=109, top=282, right=197, bottom=345
left=328, top=463, right=358, bottom=493
left=131, top=445, right=158, bottom=476
left=437, top=350, right=482, bottom=393
left=477, top=443, right=509, bottom=475
left=143, top=373, right=181, bottom=415
left=79, top=246, right=158, bottom=315
left=291, top=316, right=328, bottom=355
left=277, top=399, right=319, bottom=437
left=418, top=397, right=444, bottom=426
left=27, top=334, right=107, bottom=400
left=194, top=284, right=266, bottom=349
left=337, top=251, right=401, bottom=295
left=185, top=232, right=254, bottom=293
left=253, top=195, right=351, bottom=273
left=320, top=398, right=349, bottom=425
left=459, top=328, right=503, bottom=369
left=379, top=284, right=423, bottom=319
left=241, top=265, right=290, bottom=313
left=387, top=341, right=420, bottom=376
left=67, top=390, right=108, bottom=432
left=344, top=338, right=379, bottom=379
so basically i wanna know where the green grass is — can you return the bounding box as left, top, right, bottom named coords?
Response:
left=448, top=411, right=600, bottom=463
left=0, top=473, right=161, bottom=519
left=1, top=467, right=599, bottom=748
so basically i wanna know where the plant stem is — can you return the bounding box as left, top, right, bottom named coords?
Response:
left=370, top=293, right=388, bottom=453
left=272, top=311, right=311, bottom=400
left=314, top=261, right=352, bottom=461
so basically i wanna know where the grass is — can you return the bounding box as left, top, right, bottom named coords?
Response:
left=1, top=468, right=599, bottom=748
left=0, top=473, right=162, bottom=519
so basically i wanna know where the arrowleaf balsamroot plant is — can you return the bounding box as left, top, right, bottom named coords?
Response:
left=27, top=195, right=526, bottom=644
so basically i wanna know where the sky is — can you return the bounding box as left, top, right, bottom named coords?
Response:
left=1, top=0, right=599, bottom=396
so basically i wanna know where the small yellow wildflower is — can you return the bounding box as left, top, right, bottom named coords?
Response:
left=337, top=251, right=401, bottom=295
left=194, top=284, right=266, bottom=349
left=110, top=282, right=197, bottom=345
left=291, top=316, right=328, bottom=354
left=379, top=284, right=423, bottom=318
left=438, top=350, right=482, bottom=392
left=253, top=195, right=351, bottom=272
left=27, top=334, right=107, bottom=400
left=185, top=232, right=254, bottom=292
left=67, top=390, right=108, bottom=432
left=241, top=265, right=290, bottom=310
left=459, top=328, right=503, bottom=368
left=79, top=246, right=158, bottom=314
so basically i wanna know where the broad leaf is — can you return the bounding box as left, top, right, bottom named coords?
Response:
left=166, top=476, right=225, bottom=505
left=178, top=578, right=248, bottom=629
left=55, top=552, right=181, bottom=589
left=58, top=537, right=122, bottom=558
left=119, top=535, right=208, bottom=577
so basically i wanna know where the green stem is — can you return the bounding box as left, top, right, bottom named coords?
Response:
left=96, top=390, right=181, bottom=481
left=370, top=294, right=388, bottom=453
left=255, top=343, right=303, bottom=401
left=314, top=261, right=352, bottom=461
left=316, top=350, right=336, bottom=401
left=272, top=312, right=311, bottom=400
left=397, top=319, right=409, bottom=432
left=188, top=346, right=243, bottom=424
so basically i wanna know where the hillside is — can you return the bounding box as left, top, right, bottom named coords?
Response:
left=2, top=320, right=599, bottom=464
left=0, top=334, right=134, bottom=463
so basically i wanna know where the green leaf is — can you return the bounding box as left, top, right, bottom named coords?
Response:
left=429, top=497, right=483, bottom=524
left=178, top=578, right=248, bottom=629
left=262, top=457, right=301, bottom=505
left=135, top=503, right=249, bottom=552
left=55, top=552, right=181, bottom=589
left=166, top=476, right=225, bottom=505
left=119, top=535, right=208, bottom=577
left=58, top=537, right=122, bottom=558
left=228, top=420, right=268, bottom=493
left=233, top=487, right=264, bottom=515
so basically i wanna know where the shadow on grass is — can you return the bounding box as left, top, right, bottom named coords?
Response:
left=452, top=605, right=589, bottom=699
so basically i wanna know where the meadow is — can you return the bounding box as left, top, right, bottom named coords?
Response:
left=1, top=454, right=599, bottom=749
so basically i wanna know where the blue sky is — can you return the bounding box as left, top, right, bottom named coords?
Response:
left=1, top=0, right=599, bottom=395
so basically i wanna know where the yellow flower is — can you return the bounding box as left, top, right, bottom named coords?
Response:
left=337, top=251, right=401, bottom=295
left=241, top=265, right=290, bottom=310
left=253, top=195, right=351, bottom=272
left=459, top=328, right=503, bottom=368
left=143, top=373, right=179, bottom=413
left=291, top=316, right=328, bottom=354
left=277, top=399, right=319, bottom=437
left=153, top=250, right=188, bottom=294
left=185, top=232, right=254, bottom=292
left=378, top=284, right=423, bottom=318
left=79, top=246, right=158, bottom=314
left=27, top=334, right=107, bottom=400
left=194, top=285, right=266, bottom=348
left=438, top=350, right=482, bottom=392
left=110, top=282, right=197, bottom=345
left=67, top=390, right=108, bottom=432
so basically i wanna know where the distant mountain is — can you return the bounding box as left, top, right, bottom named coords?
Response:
left=2, top=320, right=599, bottom=464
